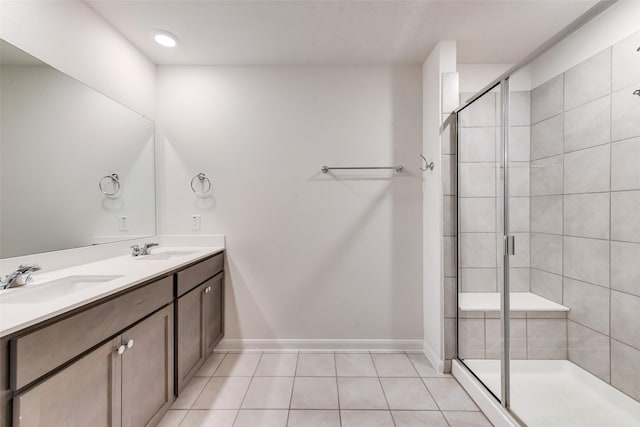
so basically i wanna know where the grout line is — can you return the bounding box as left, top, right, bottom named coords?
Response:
left=371, top=351, right=396, bottom=427
left=285, top=351, right=300, bottom=426
left=334, top=352, right=343, bottom=427
left=232, top=351, right=263, bottom=425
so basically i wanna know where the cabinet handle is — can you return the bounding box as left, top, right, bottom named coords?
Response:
left=126, top=339, right=134, bottom=349
left=204, top=286, right=211, bottom=294
left=116, top=345, right=126, bottom=355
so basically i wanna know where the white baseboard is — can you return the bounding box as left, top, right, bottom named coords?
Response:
left=216, top=338, right=423, bottom=352
left=423, top=341, right=445, bottom=374
left=452, top=360, right=521, bottom=427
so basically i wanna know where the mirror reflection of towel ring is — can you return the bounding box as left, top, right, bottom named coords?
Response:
left=191, top=173, right=212, bottom=197
left=99, top=173, right=120, bottom=197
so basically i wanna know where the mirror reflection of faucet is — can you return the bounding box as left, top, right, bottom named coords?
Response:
left=130, top=243, right=159, bottom=257
left=0, top=264, right=41, bottom=290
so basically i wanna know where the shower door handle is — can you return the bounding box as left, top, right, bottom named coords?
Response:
left=504, top=235, right=516, bottom=256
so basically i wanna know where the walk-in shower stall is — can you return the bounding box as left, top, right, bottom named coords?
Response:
left=455, top=8, right=640, bottom=426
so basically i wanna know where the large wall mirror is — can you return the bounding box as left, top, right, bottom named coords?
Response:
left=0, top=39, right=156, bottom=258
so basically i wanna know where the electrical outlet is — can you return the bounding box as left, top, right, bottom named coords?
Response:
left=118, top=216, right=128, bottom=232
left=191, top=215, right=201, bottom=231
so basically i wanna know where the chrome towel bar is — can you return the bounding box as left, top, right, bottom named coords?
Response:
left=321, top=165, right=403, bottom=173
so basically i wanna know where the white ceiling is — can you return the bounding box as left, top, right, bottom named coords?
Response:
left=88, top=0, right=598, bottom=66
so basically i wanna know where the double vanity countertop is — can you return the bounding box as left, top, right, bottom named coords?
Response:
left=0, top=247, right=224, bottom=338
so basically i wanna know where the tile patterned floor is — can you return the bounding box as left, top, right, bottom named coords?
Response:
left=159, top=351, right=493, bottom=427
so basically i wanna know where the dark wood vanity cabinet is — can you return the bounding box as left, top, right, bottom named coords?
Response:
left=175, top=253, right=224, bottom=394
left=13, top=305, right=173, bottom=427
left=0, top=250, right=225, bottom=427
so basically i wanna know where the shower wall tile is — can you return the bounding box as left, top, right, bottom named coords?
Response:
left=563, top=48, right=611, bottom=111
left=459, top=127, right=496, bottom=162
left=531, top=269, right=563, bottom=304
left=563, top=96, right=611, bottom=153
left=611, top=291, right=640, bottom=350
left=459, top=198, right=496, bottom=232
left=511, top=91, right=531, bottom=126
left=459, top=92, right=496, bottom=127
left=531, top=75, right=563, bottom=124
left=442, top=155, right=456, bottom=196
left=563, top=144, right=610, bottom=194
left=444, top=278, right=457, bottom=319
left=530, top=233, right=563, bottom=275
left=510, top=126, right=530, bottom=161
left=443, top=196, right=456, bottom=236
left=563, top=277, right=610, bottom=335
left=486, top=319, right=527, bottom=359
left=443, top=236, right=456, bottom=277
left=531, top=195, right=563, bottom=235
left=612, top=86, right=640, bottom=142
left=509, top=268, right=530, bottom=292
left=508, top=163, right=530, bottom=197
left=611, top=340, right=640, bottom=401
left=612, top=30, right=640, bottom=92
left=568, top=321, right=611, bottom=382
left=509, top=197, right=530, bottom=232
left=531, top=155, right=563, bottom=195
left=563, top=236, right=610, bottom=287
left=459, top=163, right=496, bottom=197
left=461, top=268, right=497, bottom=293
left=527, top=319, right=567, bottom=359
left=611, top=190, right=640, bottom=243
left=444, top=319, right=456, bottom=359
left=611, top=137, right=640, bottom=191
left=564, top=193, right=610, bottom=240
left=460, top=233, right=496, bottom=268
left=510, top=233, right=530, bottom=268
left=458, top=319, right=485, bottom=359
left=531, top=115, right=563, bottom=160
left=611, top=241, right=640, bottom=297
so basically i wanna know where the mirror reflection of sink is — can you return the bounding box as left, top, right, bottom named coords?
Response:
left=0, top=275, right=122, bottom=304
left=137, top=251, right=196, bottom=261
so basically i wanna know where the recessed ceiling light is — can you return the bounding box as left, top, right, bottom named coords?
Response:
left=154, top=31, right=178, bottom=48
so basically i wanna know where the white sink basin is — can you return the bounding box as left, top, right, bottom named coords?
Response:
left=137, top=251, right=197, bottom=260
left=0, top=275, right=122, bottom=304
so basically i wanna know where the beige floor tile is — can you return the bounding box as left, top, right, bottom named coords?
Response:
left=335, top=353, right=377, bottom=377
left=192, top=377, right=252, bottom=409
left=179, top=410, right=237, bottom=427
left=371, top=353, right=419, bottom=377
left=337, top=378, right=388, bottom=410
left=296, top=353, right=336, bottom=376
left=241, top=377, right=294, bottom=409
left=157, top=410, right=187, bottom=427
left=423, top=377, right=478, bottom=411
left=171, top=377, right=209, bottom=409
left=380, top=378, right=438, bottom=410
left=392, top=411, right=449, bottom=427
left=214, top=353, right=262, bottom=377
left=443, top=411, right=493, bottom=427
left=233, top=410, right=288, bottom=427
left=255, top=353, right=298, bottom=376
left=196, top=352, right=227, bottom=377
left=290, top=377, right=339, bottom=409
left=340, top=410, right=394, bottom=427
left=286, top=410, right=340, bottom=427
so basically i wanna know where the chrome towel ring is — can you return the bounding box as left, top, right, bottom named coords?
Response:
left=99, top=173, right=120, bottom=197
left=191, top=172, right=212, bottom=197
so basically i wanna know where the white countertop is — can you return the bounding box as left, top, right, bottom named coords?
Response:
left=458, top=292, right=570, bottom=312
left=0, top=247, right=224, bottom=338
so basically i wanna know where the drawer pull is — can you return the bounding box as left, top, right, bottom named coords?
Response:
left=116, top=345, right=126, bottom=355
left=126, top=339, right=134, bottom=349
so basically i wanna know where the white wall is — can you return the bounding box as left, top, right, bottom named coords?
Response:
left=157, top=66, right=423, bottom=346
left=530, top=0, right=640, bottom=88
left=422, top=41, right=457, bottom=371
left=0, top=0, right=156, bottom=119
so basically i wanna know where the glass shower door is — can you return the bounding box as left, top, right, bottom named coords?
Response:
left=456, top=82, right=506, bottom=402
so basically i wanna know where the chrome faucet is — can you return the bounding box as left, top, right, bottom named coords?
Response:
left=0, top=264, right=41, bottom=290
left=131, top=243, right=159, bottom=257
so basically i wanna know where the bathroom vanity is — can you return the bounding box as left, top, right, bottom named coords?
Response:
left=0, top=248, right=224, bottom=427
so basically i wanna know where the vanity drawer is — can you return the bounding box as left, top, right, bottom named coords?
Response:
left=176, top=253, right=224, bottom=297
left=10, top=276, right=173, bottom=391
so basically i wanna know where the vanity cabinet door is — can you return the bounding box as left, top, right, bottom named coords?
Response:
left=176, top=282, right=206, bottom=394
left=204, top=274, right=224, bottom=356
left=13, top=338, right=121, bottom=427
left=121, top=305, right=174, bottom=427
